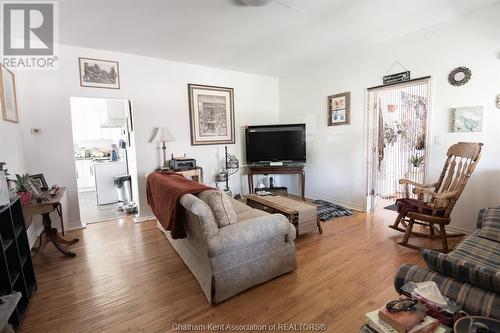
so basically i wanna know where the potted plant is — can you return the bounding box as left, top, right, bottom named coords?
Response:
left=407, top=154, right=425, bottom=182
left=387, top=104, right=398, bottom=112
left=13, top=174, right=32, bottom=205
left=409, top=154, right=425, bottom=168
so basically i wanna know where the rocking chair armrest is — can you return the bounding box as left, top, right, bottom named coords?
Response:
left=399, top=179, right=438, bottom=189
left=432, top=191, right=459, bottom=199
left=413, top=188, right=458, bottom=199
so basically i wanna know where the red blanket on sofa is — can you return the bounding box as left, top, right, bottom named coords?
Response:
left=146, top=171, right=212, bottom=239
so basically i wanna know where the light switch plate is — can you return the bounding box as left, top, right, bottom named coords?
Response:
left=434, top=135, right=442, bottom=145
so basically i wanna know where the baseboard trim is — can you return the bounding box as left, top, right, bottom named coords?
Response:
left=134, top=215, right=156, bottom=223
left=308, top=194, right=364, bottom=212
left=66, top=222, right=85, bottom=231
left=27, top=222, right=42, bottom=249
left=447, top=225, right=472, bottom=235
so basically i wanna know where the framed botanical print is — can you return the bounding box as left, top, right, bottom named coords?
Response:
left=328, top=92, right=350, bottom=126
left=0, top=65, right=19, bottom=123
left=188, top=84, right=235, bottom=145
left=79, top=57, right=120, bottom=89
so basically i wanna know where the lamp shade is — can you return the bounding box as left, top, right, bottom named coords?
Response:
left=149, top=127, right=175, bottom=143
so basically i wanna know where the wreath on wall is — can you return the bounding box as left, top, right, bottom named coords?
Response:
left=448, top=67, right=472, bottom=86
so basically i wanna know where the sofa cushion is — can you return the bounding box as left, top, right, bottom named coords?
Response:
left=228, top=197, right=252, bottom=214
left=477, top=207, right=500, bottom=243
left=198, top=190, right=237, bottom=228
left=236, top=207, right=268, bottom=222
left=448, top=233, right=500, bottom=271
left=421, top=249, right=500, bottom=294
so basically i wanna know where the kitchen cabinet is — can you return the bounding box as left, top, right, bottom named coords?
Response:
left=82, top=159, right=95, bottom=188
left=75, top=159, right=95, bottom=191
left=71, top=111, right=104, bottom=142
left=71, top=99, right=127, bottom=143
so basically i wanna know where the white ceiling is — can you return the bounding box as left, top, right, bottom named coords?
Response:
left=59, top=0, right=500, bottom=76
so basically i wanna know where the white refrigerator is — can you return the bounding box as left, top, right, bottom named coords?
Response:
left=94, top=160, right=127, bottom=205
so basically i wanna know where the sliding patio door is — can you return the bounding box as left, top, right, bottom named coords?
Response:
left=366, top=78, right=431, bottom=212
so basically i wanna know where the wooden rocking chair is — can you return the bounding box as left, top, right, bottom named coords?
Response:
left=389, top=142, right=483, bottom=252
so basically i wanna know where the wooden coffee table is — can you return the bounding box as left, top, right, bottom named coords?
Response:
left=244, top=194, right=322, bottom=236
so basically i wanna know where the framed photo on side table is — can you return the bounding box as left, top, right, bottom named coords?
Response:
left=79, top=57, right=120, bottom=89
left=30, top=174, right=49, bottom=191
left=0, top=64, right=19, bottom=123
left=328, top=92, right=350, bottom=126
left=188, top=84, right=235, bottom=145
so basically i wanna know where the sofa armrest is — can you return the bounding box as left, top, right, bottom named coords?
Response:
left=179, top=194, right=219, bottom=239
left=207, top=213, right=295, bottom=257
left=475, top=207, right=500, bottom=242
left=421, top=249, right=500, bottom=293
left=395, top=264, right=500, bottom=320
left=477, top=208, right=488, bottom=229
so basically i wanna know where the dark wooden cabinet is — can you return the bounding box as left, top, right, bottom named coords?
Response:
left=0, top=197, right=37, bottom=331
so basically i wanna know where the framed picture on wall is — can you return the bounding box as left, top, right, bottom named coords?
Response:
left=79, top=57, right=120, bottom=89
left=188, top=84, right=235, bottom=145
left=0, top=64, right=19, bottom=123
left=328, top=92, right=350, bottom=126
left=449, top=106, right=483, bottom=132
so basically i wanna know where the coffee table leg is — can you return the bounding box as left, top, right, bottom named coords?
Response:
left=317, top=217, right=323, bottom=234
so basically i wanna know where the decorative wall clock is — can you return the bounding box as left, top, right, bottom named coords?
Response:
left=448, top=66, right=471, bottom=86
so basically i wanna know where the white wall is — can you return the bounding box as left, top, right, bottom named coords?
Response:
left=0, top=116, right=26, bottom=175
left=15, top=44, right=279, bottom=229
left=279, top=5, right=500, bottom=232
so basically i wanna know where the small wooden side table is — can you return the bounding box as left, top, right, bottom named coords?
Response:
left=23, top=187, right=79, bottom=258
left=173, top=166, right=203, bottom=183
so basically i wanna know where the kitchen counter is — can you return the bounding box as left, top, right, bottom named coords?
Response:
left=93, top=159, right=125, bottom=164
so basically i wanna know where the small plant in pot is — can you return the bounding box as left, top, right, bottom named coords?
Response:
left=13, top=174, right=32, bottom=205
left=409, top=154, right=425, bottom=168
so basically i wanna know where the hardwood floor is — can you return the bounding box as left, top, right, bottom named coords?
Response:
left=20, top=207, right=462, bottom=333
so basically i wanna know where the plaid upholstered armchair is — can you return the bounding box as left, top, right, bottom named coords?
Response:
left=394, top=207, right=500, bottom=319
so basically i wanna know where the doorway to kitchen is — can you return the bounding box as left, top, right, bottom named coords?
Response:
left=365, top=77, right=431, bottom=212
left=70, top=97, right=138, bottom=225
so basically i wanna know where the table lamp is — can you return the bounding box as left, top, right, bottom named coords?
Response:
left=149, top=127, right=175, bottom=170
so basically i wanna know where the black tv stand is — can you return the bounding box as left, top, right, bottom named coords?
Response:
left=247, top=165, right=305, bottom=199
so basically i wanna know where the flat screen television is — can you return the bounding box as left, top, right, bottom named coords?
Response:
left=245, top=124, right=306, bottom=164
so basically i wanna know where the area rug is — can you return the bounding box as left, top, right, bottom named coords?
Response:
left=313, top=200, right=352, bottom=221
left=384, top=204, right=398, bottom=212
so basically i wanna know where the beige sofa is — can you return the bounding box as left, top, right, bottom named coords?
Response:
left=157, top=192, right=297, bottom=304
